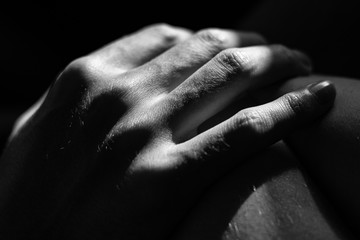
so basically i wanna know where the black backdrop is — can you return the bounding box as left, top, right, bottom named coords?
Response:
left=1, top=0, right=360, bottom=150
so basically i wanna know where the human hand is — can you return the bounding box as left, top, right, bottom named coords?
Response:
left=0, top=24, right=335, bottom=239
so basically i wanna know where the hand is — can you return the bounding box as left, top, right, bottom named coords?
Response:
left=0, top=24, right=335, bottom=239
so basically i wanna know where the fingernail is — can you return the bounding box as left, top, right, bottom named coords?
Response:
left=307, top=81, right=336, bottom=105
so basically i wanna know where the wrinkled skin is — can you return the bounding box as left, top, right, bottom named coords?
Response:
left=0, top=24, right=335, bottom=239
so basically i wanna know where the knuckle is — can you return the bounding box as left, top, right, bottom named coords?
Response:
left=66, top=57, right=89, bottom=71
left=150, top=23, right=175, bottom=32
left=51, top=56, right=104, bottom=103
left=283, top=92, right=305, bottom=116
left=61, top=56, right=99, bottom=87
left=217, top=49, right=253, bottom=75
left=64, top=57, right=92, bottom=76
left=236, top=109, right=270, bottom=134
left=197, top=28, right=227, bottom=47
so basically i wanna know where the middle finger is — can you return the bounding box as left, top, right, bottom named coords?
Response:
left=135, top=28, right=266, bottom=93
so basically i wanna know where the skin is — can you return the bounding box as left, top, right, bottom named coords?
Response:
left=173, top=75, right=360, bottom=240
left=282, top=76, right=360, bottom=238
left=172, top=141, right=346, bottom=240
left=0, top=24, right=336, bottom=239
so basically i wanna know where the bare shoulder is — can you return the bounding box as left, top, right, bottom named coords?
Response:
left=173, top=141, right=354, bottom=240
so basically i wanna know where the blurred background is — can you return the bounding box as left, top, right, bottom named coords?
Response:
left=1, top=0, right=360, bottom=151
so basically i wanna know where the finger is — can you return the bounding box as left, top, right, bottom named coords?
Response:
left=175, top=81, right=336, bottom=177
left=94, top=23, right=193, bottom=71
left=165, top=45, right=311, bottom=142
left=136, top=28, right=267, bottom=92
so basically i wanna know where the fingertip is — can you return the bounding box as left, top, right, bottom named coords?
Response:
left=238, top=32, right=268, bottom=47
left=306, top=80, right=336, bottom=105
left=292, top=49, right=313, bottom=73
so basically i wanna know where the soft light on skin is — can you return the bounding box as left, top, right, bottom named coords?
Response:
left=171, top=141, right=345, bottom=240
left=10, top=90, right=47, bottom=139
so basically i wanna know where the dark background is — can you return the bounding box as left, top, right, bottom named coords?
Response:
left=1, top=0, right=360, bottom=151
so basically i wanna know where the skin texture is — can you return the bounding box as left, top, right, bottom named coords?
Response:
left=282, top=76, right=360, bottom=238
left=172, top=141, right=347, bottom=240
left=173, top=75, right=360, bottom=240
left=0, top=25, right=336, bottom=239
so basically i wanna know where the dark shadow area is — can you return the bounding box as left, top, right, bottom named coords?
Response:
left=50, top=127, right=153, bottom=240
left=238, top=0, right=360, bottom=79
left=0, top=90, right=129, bottom=239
